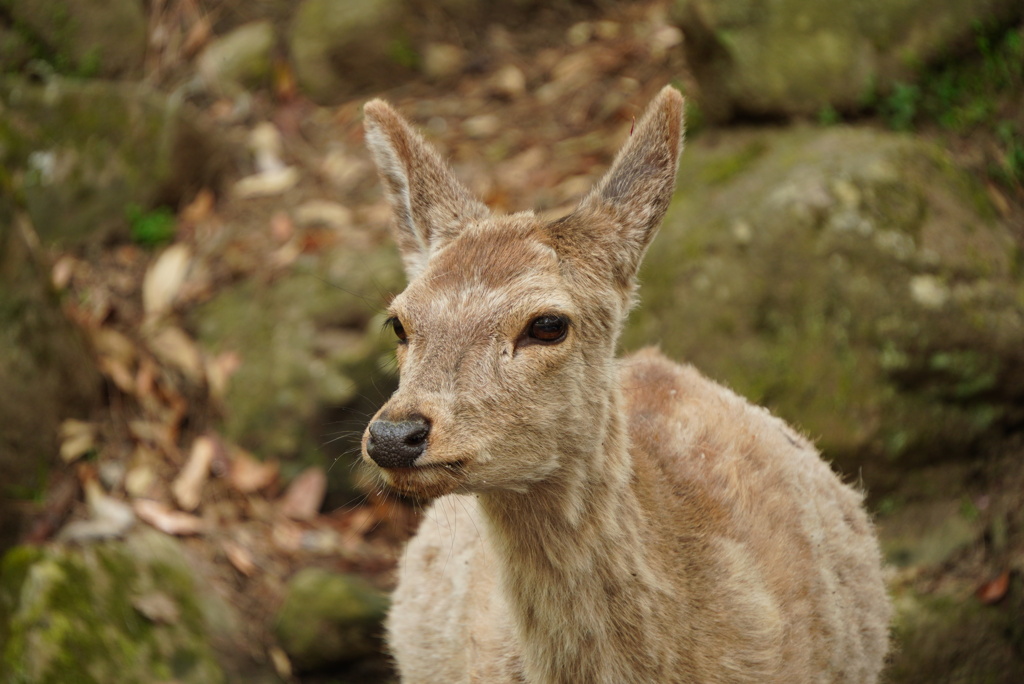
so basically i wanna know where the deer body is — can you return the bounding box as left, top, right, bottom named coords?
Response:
left=361, top=88, right=891, bottom=683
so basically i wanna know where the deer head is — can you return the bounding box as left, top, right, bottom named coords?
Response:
left=361, top=87, right=685, bottom=499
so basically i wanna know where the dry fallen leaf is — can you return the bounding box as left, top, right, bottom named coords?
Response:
left=249, top=121, right=286, bottom=173
left=339, top=506, right=376, bottom=538
left=271, top=519, right=304, bottom=552
left=986, top=182, right=1010, bottom=218
left=133, top=499, right=205, bottom=536
left=135, top=354, right=158, bottom=399
left=142, top=243, right=192, bottom=319
left=269, top=646, right=293, bottom=680
left=171, top=436, right=217, bottom=511
left=181, top=187, right=216, bottom=225
left=181, top=15, right=213, bottom=59
left=270, top=211, right=294, bottom=242
left=128, top=419, right=170, bottom=448
left=146, top=326, right=205, bottom=384
left=59, top=419, right=98, bottom=463
left=124, top=462, right=158, bottom=498
left=60, top=478, right=136, bottom=541
left=233, top=167, right=301, bottom=198
left=294, top=527, right=341, bottom=554
left=278, top=467, right=327, bottom=521
left=98, top=356, right=137, bottom=394
left=222, top=540, right=257, bottom=576
left=976, top=571, right=1011, bottom=604
left=228, top=450, right=279, bottom=493
left=489, top=64, right=527, bottom=99
left=51, top=254, right=77, bottom=290
left=273, top=57, right=299, bottom=103
left=294, top=200, right=353, bottom=230
left=269, top=240, right=302, bottom=269
left=320, top=150, right=369, bottom=191
left=206, top=350, right=242, bottom=403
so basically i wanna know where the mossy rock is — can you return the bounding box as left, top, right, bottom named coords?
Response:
left=888, top=583, right=1024, bottom=682
left=0, top=531, right=228, bottom=684
left=287, top=0, right=492, bottom=103
left=0, top=77, right=228, bottom=247
left=880, top=501, right=981, bottom=570
left=198, top=21, right=277, bottom=95
left=0, top=213, right=100, bottom=551
left=192, top=245, right=403, bottom=491
left=288, top=0, right=413, bottom=104
left=673, top=0, right=1024, bottom=119
left=0, top=23, right=34, bottom=73
left=625, top=125, right=1024, bottom=478
left=275, top=567, right=389, bottom=671
left=0, top=0, right=146, bottom=78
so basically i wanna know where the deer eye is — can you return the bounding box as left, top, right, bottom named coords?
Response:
left=388, top=317, right=408, bottom=343
left=526, top=315, right=569, bottom=344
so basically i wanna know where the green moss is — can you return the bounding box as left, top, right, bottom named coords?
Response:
left=3, top=458, right=51, bottom=501
left=0, top=535, right=225, bottom=683
left=890, top=588, right=1024, bottom=683
left=126, top=204, right=176, bottom=247
left=817, top=105, right=841, bottom=126
left=275, top=568, right=388, bottom=670
left=926, top=350, right=999, bottom=399
left=699, top=140, right=767, bottom=185
left=0, top=546, right=45, bottom=650
left=879, top=81, right=921, bottom=131
left=388, top=36, right=419, bottom=70
left=871, top=22, right=1024, bottom=187
left=75, top=46, right=102, bottom=78
left=683, top=96, right=706, bottom=137
left=5, top=2, right=75, bottom=76
left=994, top=120, right=1024, bottom=184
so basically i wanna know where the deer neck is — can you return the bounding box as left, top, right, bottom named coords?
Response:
left=478, top=388, right=675, bottom=682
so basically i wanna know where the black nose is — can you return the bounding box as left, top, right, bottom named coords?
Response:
left=366, top=418, right=431, bottom=468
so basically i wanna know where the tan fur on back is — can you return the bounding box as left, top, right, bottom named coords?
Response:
left=361, top=87, right=891, bottom=683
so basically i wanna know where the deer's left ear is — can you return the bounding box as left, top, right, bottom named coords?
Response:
left=577, top=86, right=685, bottom=281
left=364, top=100, right=490, bottom=280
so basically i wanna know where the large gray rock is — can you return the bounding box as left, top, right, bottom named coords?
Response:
left=198, top=21, right=277, bottom=95
left=0, top=21, right=33, bottom=73
left=876, top=457, right=1024, bottom=679
left=192, top=245, right=402, bottom=481
left=674, top=0, right=1024, bottom=120
left=0, top=213, right=100, bottom=550
left=888, top=586, right=1024, bottom=683
left=0, top=77, right=228, bottom=247
left=0, top=0, right=147, bottom=77
left=275, top=567, right=388, bottom=671
left=624, top=125, right=1024, bottom=476
left=0, top=531, right=235, bottom=683
left=289, top=0, right=413, bottom=104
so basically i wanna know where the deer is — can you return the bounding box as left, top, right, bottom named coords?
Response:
left=360, top=86, right=891, bottom=683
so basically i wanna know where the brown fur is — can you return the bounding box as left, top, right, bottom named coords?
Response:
left=361, top=87, right=891, bottom=683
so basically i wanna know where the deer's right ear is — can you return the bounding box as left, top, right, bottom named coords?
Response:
left=364, top=100, right=489, bottom=279
left=573, top=86, right=684, bottom=286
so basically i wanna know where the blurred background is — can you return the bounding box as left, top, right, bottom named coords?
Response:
left=1, top=0, right=1022, bottom=681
